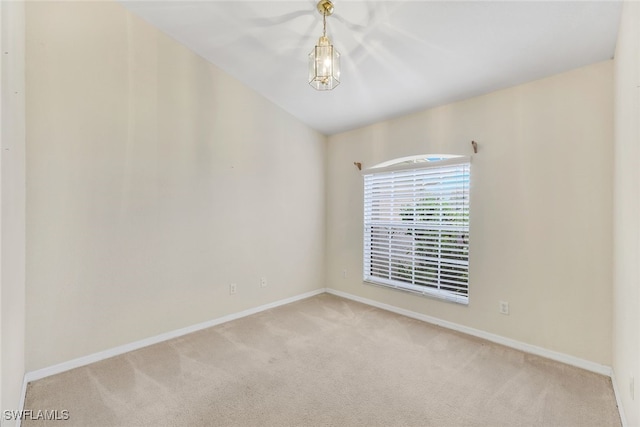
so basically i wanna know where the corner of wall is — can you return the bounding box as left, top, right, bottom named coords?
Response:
left=1, top=0, right=27, bottom=426
left=612, top=1, right=640, bottom=426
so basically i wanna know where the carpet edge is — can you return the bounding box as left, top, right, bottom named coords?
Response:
left=325, top=288, right=612, bottom=376
left=23, top=288, right=327, bottom=385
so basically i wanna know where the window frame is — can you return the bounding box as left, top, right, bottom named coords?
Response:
left=362, top=156, right=471, bottom=305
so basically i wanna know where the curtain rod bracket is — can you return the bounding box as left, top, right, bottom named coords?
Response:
left=354, top=162, right=362, bottom=171
left=471, top=140, right=478, bottom=154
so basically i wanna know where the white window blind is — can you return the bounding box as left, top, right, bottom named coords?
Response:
left=363, top=157, right=470, bottom=304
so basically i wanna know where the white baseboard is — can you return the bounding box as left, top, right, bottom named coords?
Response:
left=23, top=288, right=325, bottom=384
left=611, top=372, right=628, bottom=427
left=326, top=288, right=613, bottom=377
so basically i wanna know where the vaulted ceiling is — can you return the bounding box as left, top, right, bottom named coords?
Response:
left=119, top=1, right=622, bottom=135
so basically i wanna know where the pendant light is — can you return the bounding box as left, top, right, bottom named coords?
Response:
left=309, top=0, right=340, bottom=90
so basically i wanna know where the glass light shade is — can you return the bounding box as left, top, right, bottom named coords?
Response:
left=309, top=36, right=340, bottom=90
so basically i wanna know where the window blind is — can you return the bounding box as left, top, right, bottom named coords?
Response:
left=363, top=157, right=470, bottom=304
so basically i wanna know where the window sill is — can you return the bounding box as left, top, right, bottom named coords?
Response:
left=363, top=279, right=469, bottom=305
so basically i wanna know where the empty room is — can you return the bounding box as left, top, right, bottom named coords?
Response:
left=1, top=0, right=639, bottom=426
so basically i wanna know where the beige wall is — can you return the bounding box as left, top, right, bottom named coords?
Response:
left=326, top=61, right=613, bottom=365
left=25, top=1, right=326, bottom=371
left=1, top=0, right=26, bottom=424
left=613, top=2, right=640, bottom=425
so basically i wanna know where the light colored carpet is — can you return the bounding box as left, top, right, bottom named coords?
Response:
left=23, top=294, right=621, bottom=426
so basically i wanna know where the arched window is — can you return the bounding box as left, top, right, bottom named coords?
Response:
left=363, top=156, right=470, bottom=304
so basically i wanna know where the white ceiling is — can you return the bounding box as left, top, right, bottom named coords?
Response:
left=119, top=1, right=622, bottom=135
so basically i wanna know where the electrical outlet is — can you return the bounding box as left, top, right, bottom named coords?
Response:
left=229, top=283, right=237, bottom=295
left=499, top=301, right=509, bottom=315
left=260, top=277, right=267, bottom=288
